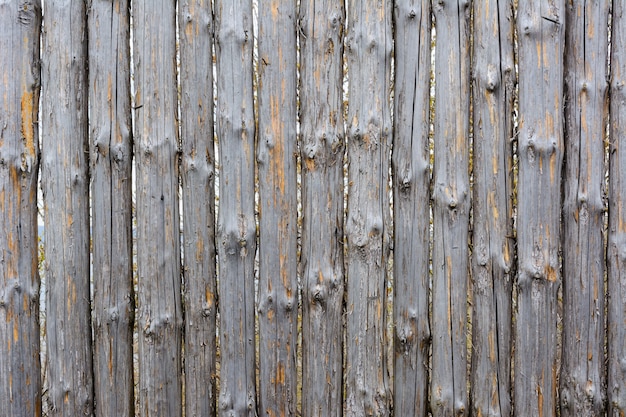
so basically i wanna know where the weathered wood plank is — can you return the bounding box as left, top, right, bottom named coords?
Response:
left=344, top=1, right=392, bottom=415
left=214, top=0, right=257, bottom=415
left=42, top=1, right=93, bottom=415
left=299, top=1, right=345, bottom=415
left=430, top=1, right=471, bottom=416
left=88, top=1, right=135, bottom=415
left=609, top=2, right=626, bottom=415
left=470, top=1, right=515, bottom=416
left=257, top=1, right=299, bottom=415
left=514, top=2, right=565, bottom=416
left=391, top=1, right=431, bottom=416
left=132, top=2, right=183, bottom=415
left=0, top=2, right=42, bottom=416
left=560, top=2, right=609, bottom=415
left=178, top=1, right=217, bottom=415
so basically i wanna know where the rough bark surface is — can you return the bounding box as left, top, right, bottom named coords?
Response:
left=257, top=1, right=299, bottom=416
left=132, top=2, right=183, bottom=416
left=430, top=1, right=471, bottom=416
left=214, top=0, right=258, bottom=415
left=609, top=3, right=626, bottom=415
left=514, top=2, right=565, bottom=416
left=470, top=1, right=515, bottom=416
left=391, top=1, right=431, bottom=416
left=0, top=1, right=42, bottom=416
left=88, top=1, right=135, bottom=415
left=299, top=1, right=345, bottom=416
left=178, top=1, right=217, bottom=416
left=560, top=2, right=608, bottom=416
left=344, top=1, right=392, bottom=415
left=41, top=2, right=94, bottom=415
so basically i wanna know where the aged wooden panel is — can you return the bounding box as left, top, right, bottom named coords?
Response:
left=214, top=0, right=257, bottom=415
left=178, top=1, right=217, bottom=415
left=132, top=2, right=183, bottom=415
left=42, top=1, right=93, bottom=415
left=560, top=1, right=609, bottom=416
left=391, top=1, right=431, bottom=416
left=88, top=1, right=135, bottom=415
left=609, top=2, right=626, bottom=415
left=514, top=2, right=565, bottom=416
left=344, top=0, right=392, bottom=415
left=257, top=1, right=299, bottom=415
left=470, top=1, right=515, bottom=416
left=0, top=1, right=42, bottom=416
left=430, top=1, right=471, bottom=416
left=299, top=1, right=346, bottom=416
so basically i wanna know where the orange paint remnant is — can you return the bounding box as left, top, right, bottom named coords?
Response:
left=536, top=42, right=543, bottom=69
left=64, top=391, right=70, bottom=404
left=108, top=339, right=113, bottom=376
left=588, top=350, right=593, bottom=361
left=195, top=238, right=204, bottom=262
left=14, top=317, right=19, bottom=342
left=549, top=150, right=557, bottom=184
left=277, top=362, right=285, bottom=385
left=267, top=309, right=274, bottom=322
left=205, top=286, right=214, bottom=308
left=21, top=91, right=36, bottom=160
left=305, top=157, right=315, bottom=172
left=488, top=330, right=496, bottom=362
left=545, top=265, right=557, bottom=282
left=318, top=270, right=324, bottom=283
left=376, top=299, right=382, bottom=320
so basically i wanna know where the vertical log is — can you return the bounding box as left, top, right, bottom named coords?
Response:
left=214, top=0, right=257, bottom=415
left=0, top=2, right=42, bottom=416
left=344, top=1, right=392, bottom=415
left=514, top=2, right=565, bottom=416
left=391, top=1, right=431, bottom=416
left=132, top=2, right=182, bottom=415
left=299, top=1, right=345, bottom=416
left=430, top=1, right=471, bottom=416
left=257, top=1, right=299, bottom=415
left=178, top=1, right=217, bottom=415
left=470, top=1, right=515, bottom=416
left=560, top=2, right=609, bottom=416
left=609, top=2, right=626, bottom=415
left=42, top=1, right=93, bottom=415
left=88, top=1, right=134, bottom=415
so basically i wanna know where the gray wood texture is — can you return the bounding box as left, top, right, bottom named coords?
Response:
left=41, top=1, right=94, bottom=415
left=344, top=0, right=392, bottom=415
left=178, top=1, right=217, bottom=415
left=0, top=1, right=42, bottom=416
left=560, top=2, right=608, bottom=415
left=391, top=1, right=431, bottom=416
left=514, top=2, right=565, bottom=416
left=214, top=0, right=258, bottom=415
left=132, top=2, right=183, bottom=416
left=88, top=1, right=135, bottom=415
left=470, top=1, right=515, bottom=416
left=41, top=1, right=94, bottom=416
left=257, top=1, right=299, bottom=415
left=430, top=1, right=471, bottom=416
left=609, top=2, right=626, bottom=415
left=299, top=1, right=345, bottom=415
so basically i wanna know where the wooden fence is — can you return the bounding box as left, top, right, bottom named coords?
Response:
left=1, top=0, right=625, bottom=416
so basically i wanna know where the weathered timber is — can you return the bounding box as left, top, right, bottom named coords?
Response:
left=41, top=2, right=93, bottom=415
left=430, top=1, right=471, bottom=416
left=132, top=2, right=183, bottom=415
left=470, top=1, right=515, bottom=416
left=514, top=2, right=565, bottom=416
left=560, top=2, right=609, bottom=415
left=178, top=1, right=217, bottom=415
left=0, top=1, right=42, bottom=416
left=392, top=1, right=431, bottom=416
left=88, top=1, right=135, bottom=415
left=344, top=0, right=392, bottom=415
left=257, top=1, right=299, bottom=415
left=299, top=1, right=345, bottom=416
left=609, top=2, right=626, bottom=415
left=214, top=0, right=257, bottom=415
